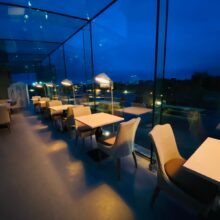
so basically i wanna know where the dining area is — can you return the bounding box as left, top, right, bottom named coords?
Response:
left=26, top=93, right=220, bottom=219
left=0, top=94, right=219, bottom=220
left=1, top=0, right=220, bottom=219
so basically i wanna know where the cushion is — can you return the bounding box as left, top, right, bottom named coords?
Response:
left=99, top=136, right=116, bottom=146
left=165, top=158, right=218, bottom=204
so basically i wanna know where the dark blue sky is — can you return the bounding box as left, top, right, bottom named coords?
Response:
left=91, top=0, right=220, bottom=81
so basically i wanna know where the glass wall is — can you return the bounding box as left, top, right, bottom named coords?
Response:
left=63, top=26, right=93, bottom=105
left=50, top=46, right=66, bottom=84
left=161, top=0, right=220, bottom=158
left=91, top=0, right=157, bottom=155
left=11, top=72, right=36, bottom=85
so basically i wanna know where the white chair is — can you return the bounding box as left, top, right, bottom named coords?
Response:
left=98, top=117, right=141, bottom=179
left=10, top=98, right=22, bottom=112
left=58, top=105, right=83, bottom=132
left=149, top=123, right=218, bottom=217
left=32, top=96, right=41, bottom=104
left=0, top=106, right=11, bottom=132
left=73, top=106, right=96, bottom=147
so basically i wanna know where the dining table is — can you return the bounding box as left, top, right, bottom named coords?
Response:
left=75, top=112, right=124, bottom=162
left=183, top=137, right=220, bottom=186
left=49, top=104, right=75, bottom=112
left=75, top=112, right=124, bottom=129
left=119, top=106, right=152, bottom=116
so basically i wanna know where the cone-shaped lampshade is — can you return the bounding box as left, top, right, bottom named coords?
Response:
left=95, top=73, right=111, bottom=84
left=61, top=79, right=73, bottom=86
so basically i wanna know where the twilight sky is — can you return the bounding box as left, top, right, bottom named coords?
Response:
left=91, top=0, right=220, bottom=81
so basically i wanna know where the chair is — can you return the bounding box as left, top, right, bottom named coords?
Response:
left=10, top=98, right=22, bottom=113
left=98, top=117, right=141, bottom=179
left=73, top=106, right=96, bottom=147
left=149, top=123, right=218, bottom=217
left=43, top=100, right=62, bottom=122
left=32, top=96, right=41, bottom=104
left=58, top=105, right=83, bottom=132
left=0, top=106, right=11, bottom=132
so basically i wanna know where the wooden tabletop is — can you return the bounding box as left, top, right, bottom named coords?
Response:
left=75, top=112, right=124, bottom=129
left=120, top=107, right=152, bottom=116
left=49, top=104, right=74, bottom=111
left=184, top=137, right=220, bottom=185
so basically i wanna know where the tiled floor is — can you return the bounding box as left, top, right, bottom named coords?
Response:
left=0, top=111, right=217, bottom=220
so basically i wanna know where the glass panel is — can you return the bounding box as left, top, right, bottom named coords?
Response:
left=0, top=4, right=87, bottom=42
left=0, top=0, right=115, bottom=19
left=11, top=72, right=36, bottom=85
left=162, top=0, right=220, bottom=158
left=63, top=26, right=93, bottom=105
left=64, top=31, right=86, bottom=83
left=50, top=46, right=65, bottom=85
left=92, top=0, right=157, bottom=156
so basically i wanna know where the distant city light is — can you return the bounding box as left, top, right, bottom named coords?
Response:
left=28, top=1, right=32, bottom=7
left=45, top=13, right=48, bottom=20
left=29, top=89, right=34, bottom=92
left=123, top=90, right=128, bottom=94
left=155, top=100, right=162, bottom=106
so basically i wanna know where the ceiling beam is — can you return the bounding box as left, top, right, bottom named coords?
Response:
left=0, top=38, right=61, bottom=45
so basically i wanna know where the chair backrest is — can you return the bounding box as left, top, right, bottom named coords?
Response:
left=72, top=106, right=91, bottom=129
left=32, top=96, right=41, bottom=104
left=149, top=124, right=182, bottom=175
left=0, top=106, right=10, bottom=124
left=113, top=117, right=141, bottom=158
left=67, top=105, right=84, bottom=117
left=40, top=97, right=50, bottom=102
left=32, top=96, right=41, bottom=100
left=47, top=100, right=62, bottom=107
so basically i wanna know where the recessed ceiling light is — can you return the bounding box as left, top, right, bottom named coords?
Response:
left=24, top=14, right=29, bottom=19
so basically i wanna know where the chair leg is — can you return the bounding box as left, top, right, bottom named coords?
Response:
left=82, top=138, right=85, bottom=147
left=75, top=133, right=79, bottom=147
left=116, top=158, right=121, bottom=180
left=150, top=186, right=160, bottom=208
left=132, top=152, right=137, bottom=168
left=7, top=123, right=11, bottom=133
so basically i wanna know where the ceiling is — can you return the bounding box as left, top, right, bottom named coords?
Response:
left=0, top=0, right=116, bottom=73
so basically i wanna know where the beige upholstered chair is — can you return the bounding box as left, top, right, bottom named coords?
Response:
left=47, top=100, right=62, bottom=116
left=149, top=124, right=218, bottom=217
left=73, top=106, right=96, bottom=147
left=58, top=105, right=83, bottom=132
left=32, top=96, right=41, bottom=104
left=0, top=106, right=11, bottom=132
left=10, top=97, right=22, bottom=112
left=98, top=117, right=141, bottom=179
